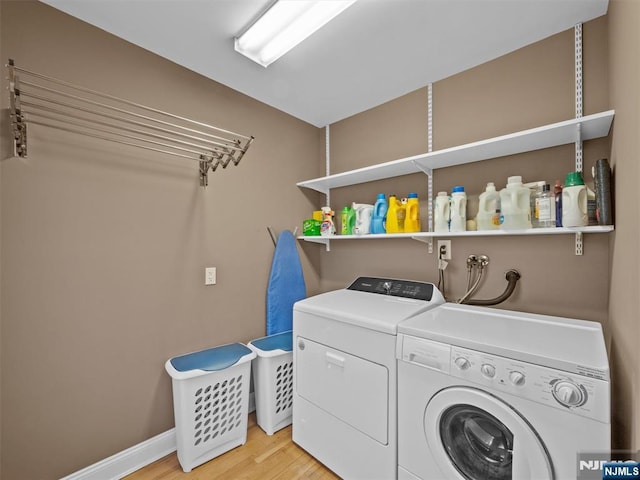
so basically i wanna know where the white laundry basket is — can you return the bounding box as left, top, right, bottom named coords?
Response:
left=165, top=342, right=256, bottom=472
left=248, top=331, right=293, bottom=435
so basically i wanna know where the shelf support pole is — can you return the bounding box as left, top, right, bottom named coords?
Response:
left=324, top=125, right=331, bottom=251
left=425, top=83, right=434, bottom=253
left=574, top=23, right=584, bottom=255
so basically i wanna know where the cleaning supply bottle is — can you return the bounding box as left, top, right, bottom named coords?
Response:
left=320, top=206, right=335, bottom=236
left=554, top=180, right=563, bottom=227
left=449, top=186, right=467, bottom=232
left=533, top=184, right=556, bottom=228
left=500, top=176, right=532, bottom=229
left=353, top=203, right=373, bottom=235
left=525, top=181, right=545, bottom=224
left=386, top=195, right=404, bottom=233
left=370, top=193, right=388, bottom=234
left=476, top=182, right=500, bottom=230
left=434, top=191, right=450, bottom=232
left=562, top=171, right=588, bottom=227
left=404, top=193, right=421, bottom=233
left=587, top=187, right=597, bottom=225
left=341, top=206, right=354, bottom=235
left=346, top=206, right=356, bottom=235
left=593, top=158, right=612, bottom=225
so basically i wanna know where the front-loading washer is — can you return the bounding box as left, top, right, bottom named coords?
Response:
left=396, top=303, right=610, bottom=480
left=293, top=277, right=445, bottom=480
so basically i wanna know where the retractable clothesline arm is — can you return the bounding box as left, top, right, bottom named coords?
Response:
left=7, top=59, right=254, bottom=187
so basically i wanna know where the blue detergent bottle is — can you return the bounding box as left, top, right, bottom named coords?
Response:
left=370, top=193, right=388, bottom=234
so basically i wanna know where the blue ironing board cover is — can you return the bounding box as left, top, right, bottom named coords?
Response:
left=266, top=230, right=306, bottom=335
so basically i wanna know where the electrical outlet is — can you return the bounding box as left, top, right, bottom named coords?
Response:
left=437, top=240, right=452, bottom=260
left=205, top=267, right=217, bottom=285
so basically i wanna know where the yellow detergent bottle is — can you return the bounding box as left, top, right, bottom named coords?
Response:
left=386, top=195, right=404, bottom=233
left=404, top=192, right=421, bottom=233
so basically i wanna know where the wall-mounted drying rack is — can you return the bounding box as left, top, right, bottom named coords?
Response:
left=6, top=59, right=254, bottom=187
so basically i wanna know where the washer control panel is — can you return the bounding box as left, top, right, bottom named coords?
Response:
left=398, top=334, right=609, bottom=423
left=347, top=277, right=436, bottom=301
left=448, top=344, right=608, bottom=422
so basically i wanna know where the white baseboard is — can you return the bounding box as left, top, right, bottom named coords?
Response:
left=60, top=429, right=176, bottom=480
left=62, top=392, right=256, bottom=480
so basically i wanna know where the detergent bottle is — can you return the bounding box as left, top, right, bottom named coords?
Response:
left=370, top=193, right=388, bottom=234
left=476, top=182, right=500, bottom=230
left=562, top=171, right=588, bottom=227
left=500, top=176, right=532, bottom=229
left=404, top=193, right=421, bottom=233
left=386, top=195, right=404, bottom=233
left=434, top=191, right=450, bottom=233
left=320, top=206, right=335, bottom=236
left=353, top=203, right=374, bottom=235
left=449, top=186, right=467, bottom=232
left=341, top=206, right=354, bottom=235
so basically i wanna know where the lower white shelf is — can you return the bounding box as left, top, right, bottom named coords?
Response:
left=298, top=225, right=614, bottom=245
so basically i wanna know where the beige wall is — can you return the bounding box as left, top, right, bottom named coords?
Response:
left=1, top=1, right=638, bottom=479
left=0, top=2, right=321, bottom=479
left=325, top=18, right=611, bottom=322
left=608, top=0, right=640, bottom=451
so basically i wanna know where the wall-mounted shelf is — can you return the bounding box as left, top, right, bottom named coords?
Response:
left=297, top=110, right=614, bottom=194
left=299, top=225, right=614, bottom=246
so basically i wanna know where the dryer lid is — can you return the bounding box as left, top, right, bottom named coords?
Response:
left=293, top=278, right=444, bottom=335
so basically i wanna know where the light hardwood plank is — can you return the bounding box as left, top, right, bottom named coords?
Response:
left=124, top=414, right=339, bottom=480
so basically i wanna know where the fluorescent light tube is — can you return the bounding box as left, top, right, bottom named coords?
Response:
left=235, top=0, right=357, bottom=67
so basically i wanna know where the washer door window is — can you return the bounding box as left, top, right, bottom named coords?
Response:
left=424, top=387, right=554, bottom=480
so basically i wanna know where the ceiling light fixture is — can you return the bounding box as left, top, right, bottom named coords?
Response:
left=235, top=0, right=358, bottom=68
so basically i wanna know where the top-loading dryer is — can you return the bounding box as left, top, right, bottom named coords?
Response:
left=293, top=277, right=445, bottom=480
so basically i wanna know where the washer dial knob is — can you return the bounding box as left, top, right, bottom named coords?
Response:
left=509, top=370, right=526, bottom=386
left=481, top=364, right=496, bottom=378
left=552, top=380, right=587, bottom=407
left=454, top=357, right=470, bottom=371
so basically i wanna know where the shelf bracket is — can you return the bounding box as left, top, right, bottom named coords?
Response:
left=411, top=236, right=432, bottom=245
left=411, top=162, right=433, bottom=252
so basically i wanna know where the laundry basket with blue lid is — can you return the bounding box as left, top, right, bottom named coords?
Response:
left=250, top=330, right=293, bottom=353
left=248, top=331, right=293, bottom=435
left=165, top=342, right=256, bottom=472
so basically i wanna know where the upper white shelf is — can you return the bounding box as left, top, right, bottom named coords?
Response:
left=297, top=110, right=615, bottom=194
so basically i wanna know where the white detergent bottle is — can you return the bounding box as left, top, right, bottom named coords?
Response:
left=562, top=171, right=588, bottom=227
left=476, top=182, right=500, bottom=230
left=434, top=191, right=450, bottom=232
left=500, top=176, right=532, bottom=229
left=449, top=186, right=467, bottom=232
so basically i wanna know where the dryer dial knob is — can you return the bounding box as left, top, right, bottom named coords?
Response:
left=509, top=370, right=526, bottom=386
left=552, top=380, right=587, bottom=407
left=481, top=364, right=496, bottom=378
left=454, top=357, right=470, bottom=371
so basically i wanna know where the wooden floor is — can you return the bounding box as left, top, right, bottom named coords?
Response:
left=124, top=414, right=340, bottom=480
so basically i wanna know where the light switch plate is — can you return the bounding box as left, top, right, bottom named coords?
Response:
left=205, top=267, right=216, bottom=285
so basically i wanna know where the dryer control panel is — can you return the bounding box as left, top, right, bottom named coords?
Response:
left=348, top=277, right=435, bottom=301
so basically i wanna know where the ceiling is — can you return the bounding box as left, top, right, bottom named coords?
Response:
left=40, top=0, right=609, bottom=127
